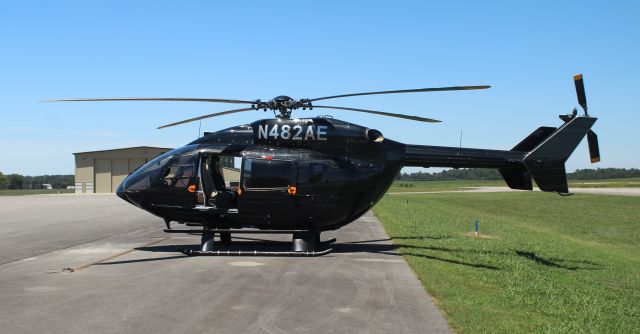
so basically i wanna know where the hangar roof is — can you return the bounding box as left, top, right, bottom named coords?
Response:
left=73, top=146, right=173, bottom=155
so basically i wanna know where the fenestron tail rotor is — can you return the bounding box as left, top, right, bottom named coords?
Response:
left=44, top=84, right=490, bottom=128
left=574, top=74, right=600, bottom=163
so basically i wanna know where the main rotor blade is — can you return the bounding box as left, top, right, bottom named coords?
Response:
left=43, top=97, right=255, bottom=104
left=312, top=105, right=441, bottom=123
left=157, top=107, right=255, bottom=129
left=573, top=74, right=588, bottom=113
left=310, top=85, right=491, bottom=102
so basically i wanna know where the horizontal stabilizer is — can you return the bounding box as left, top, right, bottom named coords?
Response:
left=499, top=166, right=533, bottom=190
left=498, top=126, right=556, bottom=190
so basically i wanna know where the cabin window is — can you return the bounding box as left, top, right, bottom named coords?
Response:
left=243, top=158, right=293, bottom=189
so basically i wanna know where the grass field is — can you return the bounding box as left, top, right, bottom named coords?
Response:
left=390, top=180, right=504, bottom=192
left=389, top=178, right=640, bottom=193
left=568, top=177, right=640, bottom=188
left=0, top=189, right=74, bottom=196
left=373, top=192, right=640, bottom=333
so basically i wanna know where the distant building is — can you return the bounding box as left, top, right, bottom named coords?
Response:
left=219, top=156, right=241, bottom=186
left=74, top=146, right=172, bottom=193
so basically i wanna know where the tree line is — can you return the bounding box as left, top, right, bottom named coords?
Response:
left=396, top=168, right=640, bottom=181
left=0, top=172, right=74, bottom=190
left=1, top=167, right=638, bottom=189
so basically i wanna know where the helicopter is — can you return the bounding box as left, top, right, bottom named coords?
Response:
left=47, top=74, right=599, bottom=256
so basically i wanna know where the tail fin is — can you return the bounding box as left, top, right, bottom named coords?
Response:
left=521, top=116, right=597, bottom=193
left=501, top=74, right=599, bottom=193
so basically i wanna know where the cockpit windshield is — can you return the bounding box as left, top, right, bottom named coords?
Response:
left=122, top=145, right=198, bottom=191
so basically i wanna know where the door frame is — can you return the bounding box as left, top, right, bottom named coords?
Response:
left=238, top=157, right=298, bottom=222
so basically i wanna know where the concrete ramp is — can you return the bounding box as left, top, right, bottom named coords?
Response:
left=0, top=195, right=450, bottom=334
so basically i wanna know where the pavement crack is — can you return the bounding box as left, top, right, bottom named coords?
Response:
left=69, top=237, right=170, bottom=272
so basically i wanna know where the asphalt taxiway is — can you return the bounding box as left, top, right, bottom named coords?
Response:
left=0, top=195, right=450, bottom=334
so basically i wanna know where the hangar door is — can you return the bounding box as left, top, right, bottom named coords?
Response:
left=95, top=159, right=111, bottom=193
left=129, top=158, right=146, bottom=173
left=94, top=158, right=149, bottom=193
left=111, top=159, right=129, bottom=193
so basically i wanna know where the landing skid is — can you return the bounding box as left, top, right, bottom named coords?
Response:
left=164, top=227, right=334, bottom=256
left=179, top=248, right=332, bottom=257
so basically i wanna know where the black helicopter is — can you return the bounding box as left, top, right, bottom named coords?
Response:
left=48, top=75, right=599, bottom=256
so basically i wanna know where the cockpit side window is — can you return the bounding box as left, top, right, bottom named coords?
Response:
left=163, top=154, right=197, bottom=188
left=242, top=158, right=293, bottom=189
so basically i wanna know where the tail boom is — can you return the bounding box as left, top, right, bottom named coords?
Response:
left=404, top=145, right=525, bottom=169
left=402, top=116, right=597, bottom=193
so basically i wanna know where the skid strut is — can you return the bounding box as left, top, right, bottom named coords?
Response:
left=200, top=227, right=214, bottom=252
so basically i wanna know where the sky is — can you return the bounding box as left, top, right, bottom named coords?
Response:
left=0, top=1, right=638, bottom=175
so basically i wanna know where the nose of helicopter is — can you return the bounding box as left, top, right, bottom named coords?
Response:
left=116, top=175, right=142, bottom=206
left=114, top=145, right=197, bottom=208
left=116, top=165, right=154, bottom=207
left=116, top=179, right=131, bottom=202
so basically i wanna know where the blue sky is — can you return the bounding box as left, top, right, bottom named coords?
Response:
left=1, top=1, right=638, bottom=175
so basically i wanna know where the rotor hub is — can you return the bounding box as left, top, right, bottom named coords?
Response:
left=252, top=96, right=313, bottom=119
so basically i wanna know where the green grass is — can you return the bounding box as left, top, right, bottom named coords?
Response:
left=390, top=180, right=505, bottom=192
left=390, top=178, right=640, bottom=193
left=568, top=177, right=640, bottom=188
left=373, top=192, right=640, bottom=334
left=0, top=189, right=74, bottom=196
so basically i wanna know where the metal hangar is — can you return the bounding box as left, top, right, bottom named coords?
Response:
left=74, top=146, right=172, bottom=193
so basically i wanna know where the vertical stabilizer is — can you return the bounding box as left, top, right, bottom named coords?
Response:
left=523, top=116, right=597, bottom=192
